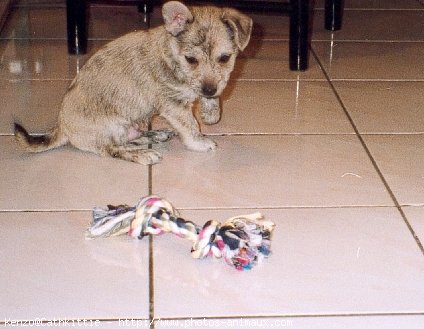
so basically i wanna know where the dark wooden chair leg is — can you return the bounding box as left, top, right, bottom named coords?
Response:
left=66, top=0, right=87, bottom=54
left=138, top=0, right=153, bottom=28
left=289, top=0, right=311, bottom=71
left=325, top=0, right=344, bottom=31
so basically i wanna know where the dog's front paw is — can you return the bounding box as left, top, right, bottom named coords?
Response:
left=201, top=110, right=221, bottom=125
left=200, top=97, right=221, bottom=125
left=185, top=136, right=217, bottom=152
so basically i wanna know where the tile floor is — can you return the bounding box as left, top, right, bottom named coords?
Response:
left=1, top=0, right=424, bottom=328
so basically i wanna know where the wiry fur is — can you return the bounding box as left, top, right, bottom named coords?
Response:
left=14, top=1, right=252, bottom=165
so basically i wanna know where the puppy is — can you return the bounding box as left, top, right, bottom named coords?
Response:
left=14, top=1, right=252, bottom=164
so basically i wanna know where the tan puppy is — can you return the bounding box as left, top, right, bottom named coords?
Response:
left=14, top=1, right=252, bottom=164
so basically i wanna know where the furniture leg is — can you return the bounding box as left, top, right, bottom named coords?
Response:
left=325, top=0, right=344, bottom=31
left=289, top=0, right=311, bottom=71
left=66, top=0, right=87, bottom=54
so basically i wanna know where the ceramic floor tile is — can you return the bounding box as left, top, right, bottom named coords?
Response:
left=0, top=5, right=152, bottom=40
left=0, top=38, right=88, bottom=80
left=153, top=207, right=424, bottom=318
left=87, top=39, right=326, bottom=81
left=250, top=12, right=290, bottom=40
left=333, top=81, right=424, bottom=133
left=153, top=80, right=354, bottom=135
left=313, top=10, right=424, bottom=41
left=238, top=40, right=325, bottom=80
left=315, top=0, right=424, bottom=9
left=312, top=41, right=424, bottom=80
left=403, top=206, right=424, bottom=244
left=82, top=40, right=307, bottom=82
left=0, top=136, right=149, bottom=210
left=152, top=135, right=392, bottom=208
left=195, top=80, right=354, bottom=135
left=0, top=39, right=321, bottom=82
left=0, top=211, right=149, bottom=320
left=363, top=135, right=424, bottom=206
left=0, top=79, right=69, bottom=134
left=154, top=316, right=424, bottom=329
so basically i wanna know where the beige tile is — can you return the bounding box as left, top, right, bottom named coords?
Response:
left=197, top=80, right=354, bottom=134
left=154, top=316, right=424, bottom=329
left=153, top=207, right=424, bottom=317
left=152, top=135, right=392, bottom=208
left=315, top=0, right=424, bottom=9
left=85, top=39, right=325, bottom=82
left=333, top=81, right=424, bottom=133
left=0, top=39, right=87, bottom=80
left=403, top=206, right=424, bottom=245
left=0, top=79, right=69, bottom=134
left=0, top=40, right=322, bottom=83
left=1, top=6, right=66, bottom=39
left=1, top=5, right=151, bottom=40
left=250, top=12, right=290, bottom=40
left=363, top=135, right=424, bottom=206
left=0, top=211, right=150, bottom=320
left=237, top=40, right=325, bottom=80
left=313, top=41, right=424, bottom=80
left=313, top=10, right=424, bottom=41
left=0, top=136, right=149, bottom=210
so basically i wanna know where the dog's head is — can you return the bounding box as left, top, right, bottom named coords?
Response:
left=162, top=1, right=252, bottom=98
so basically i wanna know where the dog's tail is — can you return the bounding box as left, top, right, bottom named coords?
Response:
left=14, top=123, right=68, bottom=153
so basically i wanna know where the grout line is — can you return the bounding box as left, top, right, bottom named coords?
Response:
left=151, top=312, right=424, bottom=320
left=311, top=40, right=424, bottom=43
left=1, top=311, right=423, bottom=326
left=2, top=204, right=424, bottom=213
left=147, top=122, right=155, bottom=329
left=0, top=205, right=416, bottom=213
left=329, top=79, right=424, bottom=82
left=310, top=48, right=424, bottom=256
left=4, top=132, right=424, bottom=137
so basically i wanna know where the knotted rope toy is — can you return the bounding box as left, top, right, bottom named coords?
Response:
left=86, top=196, right=275, bottom=271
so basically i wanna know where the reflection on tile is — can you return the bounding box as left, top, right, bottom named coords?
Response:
left=334, top=81, right=424, bottom=133
left=154, top=208, right=424, bottom=317
left=0, top=136, right=149, bottom=210
left=1, top=5, right=152, bottom=40
left=199, top=80, right=354, bottom=134
left=250, top=12, right=290, bottom=40
left=313, top=10, right=424, bottom=41
left=363, top=135, right=424, bottom=206
left=313, top=42, right=424, bottom=80
left=0, top=39, right=87, bottom=79
left=0, top=79, right=70, bottom=134
left=237, top=40, right=325, bottom=80
left=152, top=135, right=392, bottom=208
left=0, top=212, right=150, bottom=320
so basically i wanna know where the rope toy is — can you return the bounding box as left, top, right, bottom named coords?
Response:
left=86, top=196, right=275, bottom=271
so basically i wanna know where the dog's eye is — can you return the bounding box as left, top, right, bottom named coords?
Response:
left=185, top=56, right=199, bottom=65
left=218, top=54, right=231, bottom=64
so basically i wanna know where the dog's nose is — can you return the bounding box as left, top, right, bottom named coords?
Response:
left=201, top=84, right=217, bottom=97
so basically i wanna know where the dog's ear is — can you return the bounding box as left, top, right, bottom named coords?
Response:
left=221, top=9, right=253, bottom=51
left=162, top=1, right=194, bottom=36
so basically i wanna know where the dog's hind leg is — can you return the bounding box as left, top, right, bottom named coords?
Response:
left=102, top=144, right=162, bottom=165
left=129, top=129, right=176, bottom=146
